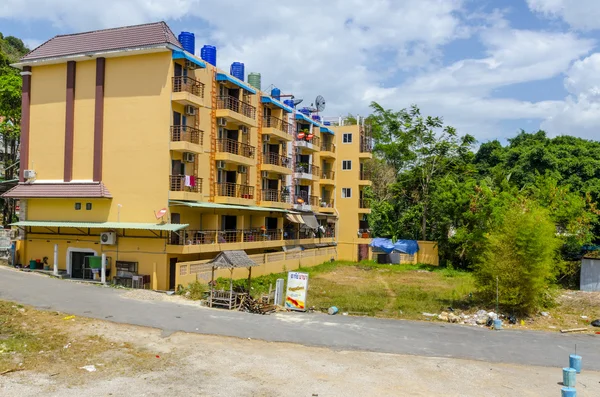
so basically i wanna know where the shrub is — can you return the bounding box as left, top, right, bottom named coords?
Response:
left=177, top=280, right=207, bottom=301
left=475, top=202, right=561, bottom=314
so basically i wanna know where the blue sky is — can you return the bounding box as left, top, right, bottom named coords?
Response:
left=1, top=0, right=600, bottom=143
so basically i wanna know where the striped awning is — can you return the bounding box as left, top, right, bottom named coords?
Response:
left=285, top=213, right=305, bottom=224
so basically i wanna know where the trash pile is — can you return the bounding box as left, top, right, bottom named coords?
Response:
left=423, top=309, right=515, bottom=327
left=239, top=295, right=277, bottom=315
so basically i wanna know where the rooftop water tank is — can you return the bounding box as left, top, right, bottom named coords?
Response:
left=230, top=62, right=245, bottom=81
left=324, top=121, right=331, bottom=126
left=283, top=99, right=294, bottom=108
left=248, top=72, right=261, bottom=90
left=200, top=45, right=217, bottom=67
left=271, top=87, right=281, bottom=100
left=312, top=115, right=321, bottom=122
left=178, top=32, right=195, bottom=55
left=300, top=107, right=311, bottom=116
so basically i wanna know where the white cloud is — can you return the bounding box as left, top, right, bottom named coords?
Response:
left=527, top=0, right=600, bottom=30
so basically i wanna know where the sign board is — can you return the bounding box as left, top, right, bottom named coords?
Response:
left=285, top=271, right=309, bottom=311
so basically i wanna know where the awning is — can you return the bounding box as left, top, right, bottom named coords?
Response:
left=3, top=182, right=112, bottom=199
left=172, top=50, right=206, bottom=69
left=261, top=96, right=293, bottom=113
left=11, top=221, right=188, bottom=232
left=320, top=126, right=334, bottom=135
left=295, top=112, right=319, bottom=126
left=170, top=200, right=288, bottom=213
left=285, top=214, right=305, bottom=224
left=216, top=73, right=257, bottom=94
left=301, top=214, right=319, bottom=229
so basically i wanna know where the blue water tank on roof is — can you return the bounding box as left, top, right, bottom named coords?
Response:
left=230, top=62, right=245, bottom=81
left=201, top=45, right=217, bottom=67
left=178, top=32, right=195, bottom=55
left=312, top=115, right=321, bottom=122
left=283, top=99, right=294, bottom=108
left=271, top=87, right=281, bottom=100
left=324, top=121, right=331, bottom=126
left=300, top=108, right=311, bottom=116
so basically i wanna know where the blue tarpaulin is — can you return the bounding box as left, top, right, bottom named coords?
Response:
left=370, top=238, right=419, bottom=255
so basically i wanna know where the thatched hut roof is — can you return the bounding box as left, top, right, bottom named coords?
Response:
left=209, top=250, right=258, bottom=269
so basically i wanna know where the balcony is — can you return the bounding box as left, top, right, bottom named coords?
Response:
left=216, top=95, right=257, bottom=127
left=359, top=170, right=372, bottom=185
left=359, top=135, right=373, bottom=158
left=261, top=189, right=292, bottom=209
left=320, top=141, right=336, bottom=158
left=294, top=163, right=320, bottom=181
left=215, top=139, right=256, bottom=166
left=172, top=76, right=205, bottom=107
left=169, top=175, right=202, bottom=201
left=359, top=198, right=371, bottom=213
left=170, top=125, right=203, bottom=153
left=167, top=228, right=285, bottom=253
left=321, top=170, right=335, bottom=185
left=292, top=192, right=319, bottom=210
left=283, top=228, right=335, bottom=244
left=296, top=135, right=321, bottom=152
left=214, top=182, right=255, bottom=205
left=262, top=152, right=292, bottom=175
left=263, top=116, right=293, bottom=141
left=318, top=199, right=335, bottom=213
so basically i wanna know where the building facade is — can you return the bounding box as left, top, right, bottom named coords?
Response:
left=4, top=22, right=372, bottom=290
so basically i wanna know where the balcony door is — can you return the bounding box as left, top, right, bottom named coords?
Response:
left=172, top=160, right=184, bottom=176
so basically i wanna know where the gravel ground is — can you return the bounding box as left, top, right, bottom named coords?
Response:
left=1, top=319, right=599, bottom=397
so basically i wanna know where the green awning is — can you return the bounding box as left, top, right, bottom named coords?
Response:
left=170, top=200, right=289, bottom=213
left=11, top=221, right=188, bottom=231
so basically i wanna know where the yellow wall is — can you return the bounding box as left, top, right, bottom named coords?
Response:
left=29, top=63, right=67, bottom=179
left=28, top=199, right=111, bottom=222
left=72, top=60, right=96, bottom=180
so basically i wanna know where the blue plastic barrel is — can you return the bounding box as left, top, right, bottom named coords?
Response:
left=283, top=99, right=294, bottom=108
left=271, top=87, right=281, bottom=100
left=561, top=387, right=576, bottom=397
left=312, top=115, right=321, bottom=122
left=200, top=45, right=217, bottom=67
left=300, top=107, right=311, bottom=116
left=328, top=306, right=338, bottom=315
left=230, top=62, right=245, bottom=81
left=563, top=368, right=576, bottom=387
left=569, top=355, right=581, bottom=373
left=178, top=32, right=195, bottom=55
left=324, top=121, right=331, bottom=126
left=493, top=319, right=502, bottom=330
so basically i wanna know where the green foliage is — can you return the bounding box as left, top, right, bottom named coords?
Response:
left=475, top=202, right=561, bottom=313
left=176, top=280, right=207, bottom=300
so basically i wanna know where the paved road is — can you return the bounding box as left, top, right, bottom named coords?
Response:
left=1, top=267, right=599, bottom=370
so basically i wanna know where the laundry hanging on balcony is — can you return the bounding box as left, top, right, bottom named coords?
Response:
left=184, top=175, right=196, bottom=187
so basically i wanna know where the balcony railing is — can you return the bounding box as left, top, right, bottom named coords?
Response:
left=217, top=95, right=256, bottom=120
left=262, top=189, right=292, bottom=203
left=171, top=125, right=203, bottom=145
left=263, top=152, right=292, bottom=168
left=321, top=142, right=335, bottom=152
left=263, top=116, right=292, bottom=135
left=295, top=163, right=320, bottom=177
left=359, top=199, right=370, bottom=209
left=170, top=175, right=201, bottom=193
left=172, top=76, right=205, bottom=98
left=360, top=136, right=373, bottom=153
left=319, top=199, right=335, bottom=209
left=296, top=134, right=321, bottom=147
left=322, top=170, right=335, bottom=180
left=360, top=170, right=371, bottom=180
left=169, top=229, right=283, bottom=245
left=283, top=228, right=335, bottom=240
left=215, top=182, right=255, bottom=199
left=216, top=139, right=255, bottom=159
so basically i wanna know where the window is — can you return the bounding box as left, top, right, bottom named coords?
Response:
left=343, top=133, right=352, bottom=143
left=342, top=188, right=352, bottom=198
left=86, top=203, right=92, bottom=211
left=342, top=160, right=352, bottom=170
left=74, top=203, right=81, bottom=210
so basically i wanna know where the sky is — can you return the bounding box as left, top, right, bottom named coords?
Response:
left=1, top=0, right=600, bottom=143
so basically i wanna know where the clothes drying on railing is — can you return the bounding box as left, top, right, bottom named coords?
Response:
left=184, top=175, right=196, bottom=187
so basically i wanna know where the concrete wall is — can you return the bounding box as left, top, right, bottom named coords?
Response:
left=581, top=258, right=600, bottom=292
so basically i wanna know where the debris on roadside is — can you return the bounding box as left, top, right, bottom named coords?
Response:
left=422, top=312, right=437, bottom=317
left=591, top=319, right=600, bottom=327
left=540, top=311, right=549, bottom=317
left=560, top=328, right=588, bottom=334
left=238, top=295, right=276, bottom=315
left=80, top=365, right=96, bottom=372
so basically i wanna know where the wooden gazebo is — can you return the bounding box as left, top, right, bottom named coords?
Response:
left=208, top=250, right=258, bottom=309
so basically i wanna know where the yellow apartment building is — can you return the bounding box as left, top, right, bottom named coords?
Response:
left=4, top=22, right=373, bottom=290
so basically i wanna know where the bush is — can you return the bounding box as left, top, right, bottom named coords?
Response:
left=176, top=280, right=207, bottom=301
left=475, top=202, right=561, bottom=314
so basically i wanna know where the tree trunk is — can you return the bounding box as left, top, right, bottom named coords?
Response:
left=421, top=202, right=427, bottom=240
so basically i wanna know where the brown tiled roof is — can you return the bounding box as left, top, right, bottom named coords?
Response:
left=21, top=21, right=182, bottom=62
left=2, top=182, right=112, bottom=198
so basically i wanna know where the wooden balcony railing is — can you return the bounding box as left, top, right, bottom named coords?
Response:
left=360, top=170, right=371, bottom=180
left=321, top=142, right=335, bottom=152
left=170, top=175, right=201, bottom=193
left=283, top=228, right=334, bottom=240
left=322, top=170, right=335, bottom=180
left=319, top=199, right=335, bottom=209
left=172, top=76, right=205, bottom=98
left=169, top=229, right=283, bottom=245
left=263, top=116, right=292, bottom=135
left=263, top=152, right=292, bottom=168
left=215, top=182, right=255, bottom=199
left=217, top=95, right=256, bottom=120
left=296, top=134, right=321, bottom=147
left=216, top=139, right=255, bottom=158
left=171, top=125, right=203, bottom=145
left=295, top=163, right=320, bottom=177
left=261, top=189, right=292, bottom=203
left=360, top=136, right=373, bottom=153
left=359, top=199, right=370, bottom=209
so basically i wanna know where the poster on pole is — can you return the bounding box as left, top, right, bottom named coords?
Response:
left=285, top=271, right=309, bottom=311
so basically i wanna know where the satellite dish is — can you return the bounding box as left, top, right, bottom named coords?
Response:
left=293, top=98, right=304, bottom=106
left=155, top=208, right=167, bottom=220
left=315, top=95, right=326, bottom=112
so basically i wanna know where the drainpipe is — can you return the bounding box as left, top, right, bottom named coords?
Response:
left=53, top=244, right=58, bottom=276
left=101, top=253, right=106, bottom=284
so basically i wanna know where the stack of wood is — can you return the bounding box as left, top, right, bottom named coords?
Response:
left=239, top=294, right=277, bottom=315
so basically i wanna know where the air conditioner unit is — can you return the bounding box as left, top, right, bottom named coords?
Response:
left=23, top=170, right=36, bottom=179
left=261, top=171, right=269, bottom=178
left=238, top=165, right=248, bottom=174
left=217, top=160, right=226, bottom=169
left=239, top=126, right=249, bottom=134
left=183, top=152, right=195, bottom=163
left=218, top=117, right=227, bottom=127
left=100, top=232, right=117, bottom=245
left=263, top=134, right=271, bottom=142
left=185, top=105, right=197, bottom=116
left=184, top=60, right=197, bottom=69
left=218, top=127, right=226, bottom=139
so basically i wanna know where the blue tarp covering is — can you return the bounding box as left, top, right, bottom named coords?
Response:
left=320, top=126, right=334, bottom=135
left=216, top=73, right=257, bottom=94
left=370, top=238, right=419, bottom=255
left=261, top=96, right=293, bottom=113
left=295, top=112, right=319, bottom=126
left=172, top=50, right=206, bottom=68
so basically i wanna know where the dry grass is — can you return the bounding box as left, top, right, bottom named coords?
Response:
left=0, top=300, right=165, bottom=385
